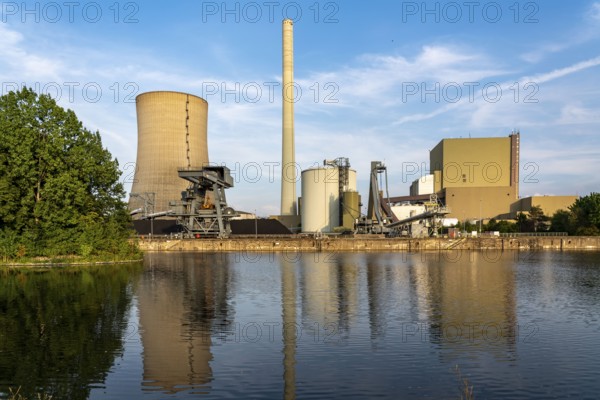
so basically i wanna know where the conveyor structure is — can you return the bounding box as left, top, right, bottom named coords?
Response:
left=169, top=166, right=238, bottom=238
left=365, top=161, right=450, bottom=237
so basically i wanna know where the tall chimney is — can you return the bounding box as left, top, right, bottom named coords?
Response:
left=281, top=18, right=297, bottom=215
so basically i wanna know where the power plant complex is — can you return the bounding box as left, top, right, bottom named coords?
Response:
left=128, top=20, right=577, bottom=238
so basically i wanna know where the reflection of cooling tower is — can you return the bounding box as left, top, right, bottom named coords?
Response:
left=138, top=277, right=213, bottom=394
left=129, top=91, right=209, bottom=214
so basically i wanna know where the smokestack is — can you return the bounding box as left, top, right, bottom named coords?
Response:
left=281, top=18, right=297, bottom=215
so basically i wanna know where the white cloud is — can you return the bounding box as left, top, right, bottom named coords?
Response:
left=521, top=2, right=600, bottom=63
left=0, top=25, right=63, bottom=80
left=521, top=43, right=567, bottom=64
left=590, top=2, right=600, bottom=21
left=557, top=104, right=600, bottom=124
left=521, top=56, right=600, bottom=84
left=0, top=24, right=23, bottom=45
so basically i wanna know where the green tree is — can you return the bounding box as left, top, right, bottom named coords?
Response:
left=463, top=221, right=477, bottom=233
left=550, top=209, right=574, bottom=234
left=485, top=218, right=518, bottom=233
left=516, top=212, right=530, bottom=232
left=0, top=229, right=19, bottom=262
left=529, top=205, right=549, bottom=232
left=569, top=193, right=600, bottom=235
left=0, top=88, right=135, bottom=259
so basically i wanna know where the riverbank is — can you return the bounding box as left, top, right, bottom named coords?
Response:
left=0, top=258, right=143, bottom=268
left=137, top=236, right=600, bottom=252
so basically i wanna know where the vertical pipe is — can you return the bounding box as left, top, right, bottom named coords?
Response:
left=510, top=131, right=520, bottom=199
left=281, top=19, right=297, bottom=215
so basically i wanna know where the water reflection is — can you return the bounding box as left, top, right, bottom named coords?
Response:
left=280, top=258, right=296, bottom=400
left=365, top=253, right=419, bottom=339
left=134, top=251, right=527, bottom=397
left=137, top=252, right=233, bottom=395
left=3, top=251, right=600, bottom=399
left=413, top=251, right=518, bottom=361
left=0, top=264, right=141, bottom=400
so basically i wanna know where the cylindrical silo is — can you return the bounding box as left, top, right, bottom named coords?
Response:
left=301, top=167, right=357, bottom=233
left=342, top=191, right=360, bottom=230
left=129, top=91, right=209, bottom=215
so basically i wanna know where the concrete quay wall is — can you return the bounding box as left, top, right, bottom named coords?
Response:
left=138, top=236, right=600, bottom=253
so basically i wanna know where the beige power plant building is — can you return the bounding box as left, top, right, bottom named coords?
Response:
left=399, top=132, right=576, bottom=222
left=129, top=91, right=209, bottom=215
left=429, top=132, right=520, bottom=221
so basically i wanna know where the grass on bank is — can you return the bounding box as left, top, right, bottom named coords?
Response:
left=7, top=387, right=52, bottom=400
left=0, top=240, right=142, bottom=267
left=455, top=365, right=475, bottom=400
left=0, top=254, right=143, bottom=267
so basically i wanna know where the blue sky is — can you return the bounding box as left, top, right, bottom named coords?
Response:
left=1, top=1, right=599, bottom=216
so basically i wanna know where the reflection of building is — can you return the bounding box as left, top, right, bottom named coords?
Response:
left=334, top=254, right=360, bottom=331
left=299, top=254, right=359, bottom=330
left=413, top=252, right=517, bottom=359
left=363, top=253, right=420, bottom=338
left=137, top=253, right=232, bottom=394
left=299, top=255, right=341, bottom=327
left=280, top=258, right=297, bottom=400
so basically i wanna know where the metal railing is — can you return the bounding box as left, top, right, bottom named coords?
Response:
left=499, top=232, right=568, bottom=237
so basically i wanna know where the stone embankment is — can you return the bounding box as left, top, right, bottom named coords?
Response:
left=138, top=236, right=600, bottom=252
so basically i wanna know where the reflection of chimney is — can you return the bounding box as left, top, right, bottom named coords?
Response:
left=281, top=258, right=297, bottom=400
left=281, top=19, right=297, bottom=215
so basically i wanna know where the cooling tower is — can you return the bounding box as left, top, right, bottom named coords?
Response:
left=281, top=18, right=297, bottom=215
left=129, top=91, right=209, bottom=214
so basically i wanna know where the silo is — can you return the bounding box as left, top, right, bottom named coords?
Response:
left=342, top=191, right=360, bottom=230
left=301, top=167, right=357, bottom=233
left=129, top=91, right=209, bottom=215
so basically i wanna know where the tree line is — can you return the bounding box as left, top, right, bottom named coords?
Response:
left=460, top=193, right=600, bottom=235
left=0, top=88, right=138, bottom=262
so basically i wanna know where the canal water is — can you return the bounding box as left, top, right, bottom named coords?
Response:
left=1, top=251, right=599, bottom=399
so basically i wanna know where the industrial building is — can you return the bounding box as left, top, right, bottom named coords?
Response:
left=393, top=132, right=577, bottom=226
left=511, top=195, right=578, bottom=218
left=430, top=132, right=520, bottom=221
left=129, top=91, right=209, bottom=214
